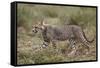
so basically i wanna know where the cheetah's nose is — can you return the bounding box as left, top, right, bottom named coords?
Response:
left=32, top=29, right=37, bottom=33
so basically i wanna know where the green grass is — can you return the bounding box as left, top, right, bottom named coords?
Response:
left=17, top=4, right=97, bottom=65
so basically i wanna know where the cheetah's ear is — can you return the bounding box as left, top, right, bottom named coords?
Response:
left=40, top=19, right=48, bottom=26
left=41, top=19, right=45, bottom=25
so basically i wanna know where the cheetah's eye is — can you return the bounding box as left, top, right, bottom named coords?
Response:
left=35, top=26, right=38, bottom=29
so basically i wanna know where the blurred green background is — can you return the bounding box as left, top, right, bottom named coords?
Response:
left=17, top=3, right=97, bottom=65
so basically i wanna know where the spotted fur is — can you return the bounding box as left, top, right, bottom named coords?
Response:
left=32, top=21, right=94, bottom=54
